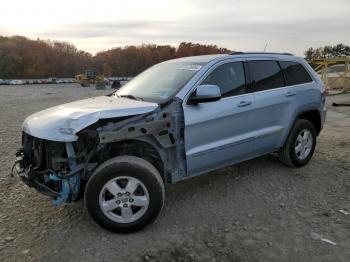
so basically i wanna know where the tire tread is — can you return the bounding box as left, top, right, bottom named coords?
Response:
left=84, top=156, right=165, bottom=233
left=278, top=119, right=316, bottom=167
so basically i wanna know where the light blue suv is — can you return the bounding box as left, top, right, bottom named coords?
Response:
left=15, top=52, right=326, bottom=232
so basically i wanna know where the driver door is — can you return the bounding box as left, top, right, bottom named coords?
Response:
left=183, top=61, right=257, bottom=176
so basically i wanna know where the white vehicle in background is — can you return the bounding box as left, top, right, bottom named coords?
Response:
left=48, top=78, right=57, bottom=84
left=0, top=79, right=5, bottom=85
left=9, top=80, right=24, bottom=85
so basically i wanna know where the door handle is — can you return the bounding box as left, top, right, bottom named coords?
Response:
left=285, top=91, right=296, bottom=97
left=237, top=100, right=252, bottom=107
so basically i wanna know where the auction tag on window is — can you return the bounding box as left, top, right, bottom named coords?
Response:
left=179, top=64, right=202, bottom=71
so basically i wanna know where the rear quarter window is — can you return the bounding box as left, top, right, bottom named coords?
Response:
left=280, top=61, right=312, bottom=86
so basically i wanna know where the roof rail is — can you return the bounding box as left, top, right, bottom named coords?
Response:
left=229, top=52, right=293, bottom=56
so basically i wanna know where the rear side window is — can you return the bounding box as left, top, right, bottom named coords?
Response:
left=248, top=61, right=284, bottom=92
left=280, top=61, right=312, bottom=86
left=202, top=62, right=246, bottom=97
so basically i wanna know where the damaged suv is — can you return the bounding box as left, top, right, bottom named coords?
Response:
left=15, top=53, right=326, bottom=232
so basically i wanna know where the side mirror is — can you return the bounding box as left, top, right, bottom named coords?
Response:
left=188, top=84, right=221, bottom=104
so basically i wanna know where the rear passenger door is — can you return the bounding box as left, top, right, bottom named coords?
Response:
left=248, top=60, right=296, bottom=154
left=279, top=60, right=315, bottom=108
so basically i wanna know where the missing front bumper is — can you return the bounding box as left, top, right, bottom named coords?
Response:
left=14, top=144, right=81, bottom=204
left=15, top=150, right=61, bottom=198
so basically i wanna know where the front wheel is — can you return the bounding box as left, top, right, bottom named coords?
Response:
left=278, top=119, right=317, bottom=167
left=85, top=156, right=165, bottom=233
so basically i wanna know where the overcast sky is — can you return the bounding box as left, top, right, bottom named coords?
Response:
left=1, top=0, right=349, bottom=56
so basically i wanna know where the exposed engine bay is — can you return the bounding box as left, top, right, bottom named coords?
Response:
left=14, top=98, right=186, bottom=205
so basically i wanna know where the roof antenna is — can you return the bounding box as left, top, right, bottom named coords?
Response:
left=263, top=43, right=268, bottom=52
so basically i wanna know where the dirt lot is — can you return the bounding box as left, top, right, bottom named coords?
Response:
left=0, top=84, right=349, bottom=262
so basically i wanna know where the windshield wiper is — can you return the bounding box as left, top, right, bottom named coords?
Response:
left=117, top=94, right=144, bottom=101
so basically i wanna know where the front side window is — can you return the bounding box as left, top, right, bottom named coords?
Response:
left=280, top=61, right=312, bottom=86
left=116, top=62, right=205, bottom=103
left=202, top=62, right=246, bottom=97
left=249, top=60, right=284, bottom=92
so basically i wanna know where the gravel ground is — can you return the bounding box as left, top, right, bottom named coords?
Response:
left=0, top=84, right=349, bottom=262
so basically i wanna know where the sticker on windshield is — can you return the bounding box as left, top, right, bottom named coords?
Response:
left=179, top=64, right=203, bottom=71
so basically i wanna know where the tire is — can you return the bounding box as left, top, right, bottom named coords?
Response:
left=84, top=156, right=165, bottom=233
left=278, top=119, right=317, bottom=167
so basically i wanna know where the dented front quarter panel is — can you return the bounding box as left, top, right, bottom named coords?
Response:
left=97, top=98, right=188, bottom=183
left=22, top=96, right=158, bottom=142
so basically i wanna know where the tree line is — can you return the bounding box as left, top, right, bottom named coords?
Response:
left=0, top=36, right=231, bottom=79
left=304, top=43, right=350, bottom=60
left=1, top=36, right=348, bottom=79
left=95, top=42, right=231, bottom=77
left=0, top=36, right=92, bottom=79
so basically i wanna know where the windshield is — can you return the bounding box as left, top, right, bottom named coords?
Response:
left=116, top=62, right=205, bottom=103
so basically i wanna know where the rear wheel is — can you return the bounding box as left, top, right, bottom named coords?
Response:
left=278, top=119, right=317, bottom=167
left=85, top=156, right=165, bottom=233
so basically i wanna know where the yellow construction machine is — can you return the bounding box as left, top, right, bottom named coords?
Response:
left=75, top=70, right=106, bottom=87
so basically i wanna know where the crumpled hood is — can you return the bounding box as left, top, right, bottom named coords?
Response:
left=22, top=96, right=158, bottom=142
